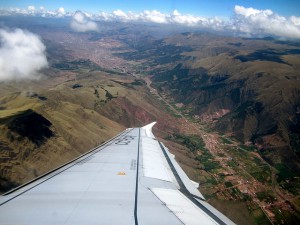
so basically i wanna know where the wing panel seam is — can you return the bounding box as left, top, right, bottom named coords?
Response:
left=134, top=128, right=140, bottom=225
left=149, top=188, right=185, bottom=225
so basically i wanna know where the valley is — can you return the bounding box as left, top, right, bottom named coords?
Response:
left=143, top=73, right=300, bottom=224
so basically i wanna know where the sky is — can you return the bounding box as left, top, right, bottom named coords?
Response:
left=0, top=1, right=299, bottom=39
left=0, top=0, right=299, bottom=40
left=0, top=0, right=299, bottom=18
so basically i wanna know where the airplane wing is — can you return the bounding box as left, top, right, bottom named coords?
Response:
left=0, top=122, right=236, bottom=225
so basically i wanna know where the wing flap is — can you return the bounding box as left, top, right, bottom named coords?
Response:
left=141, top=137, right=174, bottom=182
left=159, top=142, right=206, bottom=200
left=151, top=188, right=218, bottom=225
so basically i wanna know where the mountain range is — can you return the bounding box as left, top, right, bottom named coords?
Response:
left=117, top=31, right=300, bottom=178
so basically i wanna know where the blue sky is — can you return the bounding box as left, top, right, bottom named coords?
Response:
left=1, top=0, right=299, bottom=17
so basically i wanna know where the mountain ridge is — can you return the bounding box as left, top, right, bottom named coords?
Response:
left=118, top=32, right=300, bottom=176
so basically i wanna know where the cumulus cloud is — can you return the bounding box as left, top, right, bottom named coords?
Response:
left=0, top=29, right=48, bottom=82
left=28, top=6, right=35, bottom=11
left=233, top=5, right=300, bottom=39
left=94, top=9, right=223, bottom=28
left=170, top=10, right=201, bottom=25
left=113, top=9, right=129, bottom=19
left=93, top=7, right=300, bottom=39
left=234, top=5, right=272, bottom=17
left=0, top=6, right=70, bottom=18
left=58, top=7, right=65, bottom=15
left=141, top=10, right=168, bottom=23
left=70, top=11, right=99, bottom=32
left=1, top=5, right=300, bottom=39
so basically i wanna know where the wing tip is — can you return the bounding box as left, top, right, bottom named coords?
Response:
left=142, top=122, right=157, bottom=138
left=142, top=121, right=157, bottom=129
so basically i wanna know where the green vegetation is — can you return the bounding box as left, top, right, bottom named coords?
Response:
left=240, top=145, right=257, bottom=152
left=275, top=164, right=296, bottom=182
left=167, top=133, right=221, bottom=171
left=228, top=145, right=273, bottom=184
left=221, top=137, right=233, bottom=144
left=117, top=42, right=192, bottom=66
left=256, top=191, right=276, bottom=203
left=53, top=59, right=125, bottom=75
left=278, top=177, right=300, bottom=195
left=252, top=156, right=264, bottom=165
left=167, top=133, right=206, bottom=152
left=251, top=208, right=272, bottom=225
left=110, top=79, right=145, bottom=88
left=244, top=157, right=272, bottom=184
left=205, top=177, right=218, bottom=185
left=227, top=159, right=236, bottom=168
left=156, top=99, right=182, bottom=118
left=53, top=59, right=101, bottom=71
left=249, top=168, right=271, bottom=184
left=242, top=193, right=252, bottom=201
left=201, top=160, right=221, bottom=171
left=273, top=206, right=300, bottom=224
left=225, top=181, right=234, bottom=188
left=289, top=133, right=300, bottom=157
left=130, top=79, right=145, bottom=86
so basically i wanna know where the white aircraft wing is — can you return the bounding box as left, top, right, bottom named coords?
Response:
left=0, top=122, right=236, bottom=225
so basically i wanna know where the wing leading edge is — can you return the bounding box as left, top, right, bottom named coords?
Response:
left=0, top=122, right=236, bottom=225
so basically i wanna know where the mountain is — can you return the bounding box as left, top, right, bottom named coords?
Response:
left=118, top=32, right=300, bottom=177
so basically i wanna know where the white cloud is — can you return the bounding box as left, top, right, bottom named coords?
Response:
left=52, top=7, right=65, bottom=17
left=0, top=29, right=48, bottom=82
left=28, top=6, right=35, bottom=11
left=92, top=7, right=300, bottom=39
left=1, top=5, right=300, bottom=39
left=170, top=10, right=202, bottom=25
left=58, top=7, right=65, bottom=15
left=234, top=5, right=272, bottom=17
left=70, top=11, right=99, bottom=32
left=95, top=11, right=112, bottom=21
left=113, top=9, right=128, bottom=18
left=290, top=16, right=300, bottom=26
left=0, top=6, right=71, bottom=18
left=233, top=5, right=300, bottom=39
left=94, top=9, right=219, bottom=27
left=141, top=10, right=168, bottom=23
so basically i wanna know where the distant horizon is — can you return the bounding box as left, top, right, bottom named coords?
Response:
left=1, top=0, right=300, bottom=18
left=0, top=1, right=300, bottom=40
